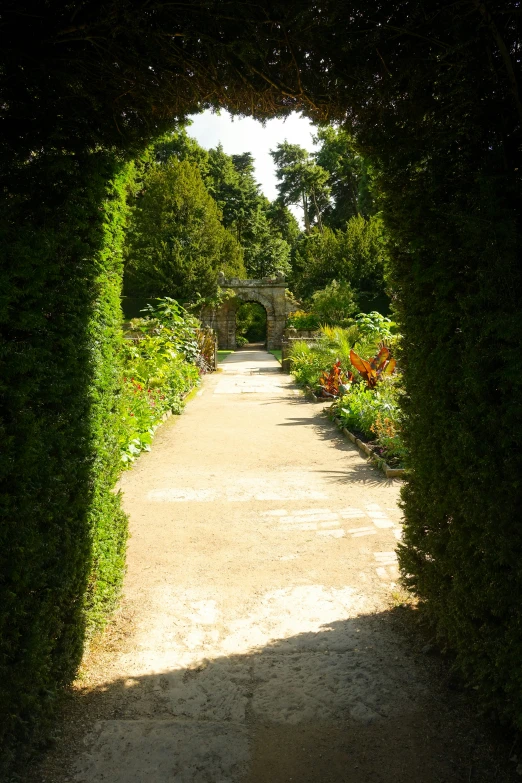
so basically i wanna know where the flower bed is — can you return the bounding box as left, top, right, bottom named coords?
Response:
left=289, top=317, right=407, bottom=473
left=119, top=298, right=205, bottom=465
left=331, top=380, right=406, bottom=469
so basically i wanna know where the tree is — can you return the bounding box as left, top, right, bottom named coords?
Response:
left=310, top=280, right=358, bottom=325
left=292, top=227, right=339, bottom=296
left=313, top=126, right=375, bottom=227
left=265, top=200, right=301, bottom=247
left=205, top=145, right=294, bottom=278
left=293, top=215, right=388, bottom=308
left=242, top=207, right=291, bottom=279
left=336, top=215, right=388, bottom=306
left=124, top=158, right=245, bottom=301
left=231, top=151, right=256, bottom=177
left=153, top=125, right=210, bottom=175
left=270, top=142, right=330, bottom=232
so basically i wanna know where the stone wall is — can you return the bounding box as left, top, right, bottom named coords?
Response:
left=201, top=276, right=298, bottom=351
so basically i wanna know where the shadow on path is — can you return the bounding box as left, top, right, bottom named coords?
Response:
left=277, top=396, right=396, bottom=487
left=35, top=608, right=518, bottom=783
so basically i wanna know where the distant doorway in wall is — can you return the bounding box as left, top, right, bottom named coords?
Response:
left=235, top=302, right=267, bottom=347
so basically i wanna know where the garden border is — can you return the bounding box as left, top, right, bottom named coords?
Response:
left=160, top=384, right=199, bottom=423
left=333, top=416, right=405, bottom=479
left=302, top=387, right=405, bottom=480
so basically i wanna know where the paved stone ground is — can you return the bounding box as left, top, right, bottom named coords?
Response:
left=30, top=348, right=518, bottom=783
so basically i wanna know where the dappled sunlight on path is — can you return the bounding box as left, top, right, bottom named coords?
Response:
left=33, top=349, right=515, bottom=783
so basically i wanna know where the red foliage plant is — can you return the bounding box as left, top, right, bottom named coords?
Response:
left=319, top=360, right=353, bottom=398
left=349, top=343, right=396, bottom=389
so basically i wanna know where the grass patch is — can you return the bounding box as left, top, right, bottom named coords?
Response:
left=269, top=349, right=282, bottom=363
left=217, top=350, right=234, bottom=362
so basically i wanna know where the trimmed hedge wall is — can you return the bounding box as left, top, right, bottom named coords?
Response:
left=372, top=43, right=522, bottom=723
left=395, top=160, right=522, bottom=722
left=0, top=151, right=130, bottom=761
left=2, top=0, right=522, bottom=762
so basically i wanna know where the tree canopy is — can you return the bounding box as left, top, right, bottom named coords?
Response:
left=123, top=157, right=245, bottom=301
left=313, top=126, right=376, bottom=226
left=271, top=142, right=330, bottom=232
left=123, top=129, right=297, bottom=291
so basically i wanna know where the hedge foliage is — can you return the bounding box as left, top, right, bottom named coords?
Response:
left=395, top=158, right=522, bottom=721
left=0, top=151, right=131, bottom=761
left=2, top=0, right=522, bottom=763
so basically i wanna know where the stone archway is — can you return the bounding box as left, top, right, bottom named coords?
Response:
left=201, top=274, right=298, bottom=350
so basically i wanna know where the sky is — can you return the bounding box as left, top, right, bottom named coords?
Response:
left=187, top=110, right=318, bottom=215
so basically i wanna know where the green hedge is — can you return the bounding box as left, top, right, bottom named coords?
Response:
left=296, top=1, right=522, bottom=727
left=372, top=61, right=522, bottom=723
left=0, top=151, right=130, bottom=762
left=2, top=0, right=522, bottom=756
left=395, top=161, right=522, bottom=723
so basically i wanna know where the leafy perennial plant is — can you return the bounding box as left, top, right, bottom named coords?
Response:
left=120, top=298, right=203, bottom=464
left=336, top=378, right=406, bottom=466
left=289, top=316, right=406, bottom=467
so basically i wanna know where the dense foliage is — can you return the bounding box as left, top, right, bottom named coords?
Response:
left=292, top=216, right=389, bottom=307
left=269, top=129, right=387, bottom=306
left=0, top=152, right=131, bottom=762
left=0, top=145, right=205, bottom=765
left=308, top=281, right=358, bottom=327
left=123, top=156, right=245, bottom=300
left=313, top=126, right=376, bottom=226
left=124, top=132, right=296, bottom=298
left=200, top=144, right=296, bottom=279
left=120, top=299, right=202, bottom=464
left=271, top=141, right=330, bottom=233
left=289, top=319, right=392, bottom=386
left=289, top=320, right=405, bottom=465
left=236, top=302, right=267, bottom=344
left=2, top=0, right=522, bottom=758
left=335, top=381, right=406, bottom=467
left=286, top=310, right=321, bottom=330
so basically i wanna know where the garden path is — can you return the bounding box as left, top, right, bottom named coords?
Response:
left=37, top=348, right=513, bottom=782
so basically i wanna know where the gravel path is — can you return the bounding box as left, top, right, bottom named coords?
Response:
left=31, top=348, right=517, bottom=783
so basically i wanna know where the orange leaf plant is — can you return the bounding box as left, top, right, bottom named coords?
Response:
left=319, top=360, right=354, bottom=398
left=349, top=343, right=396, bottom=389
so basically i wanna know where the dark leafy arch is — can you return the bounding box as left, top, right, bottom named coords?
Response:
left=2, top=0, right=522, bottom=764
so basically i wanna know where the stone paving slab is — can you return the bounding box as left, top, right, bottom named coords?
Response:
left=74, top=720, right=249, bottom=783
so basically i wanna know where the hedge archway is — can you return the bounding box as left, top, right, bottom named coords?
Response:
left=1, top=0, right=522, bottom=760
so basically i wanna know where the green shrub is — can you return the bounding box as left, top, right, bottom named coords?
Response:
left=120, top=300, right=201, bottom=464
left=319, top=324, right=362, bottom=369
left=310, top=280, right=358, bottom=326
left=292, top=216, right=388, bottom=306
left=337, top=378, right=406, bottom=465
left=119, top=358, right=198, bottom=464
left=355, top=311, right=395, bottom=340
left=289, top=322, right=406, bottom=465
left=371, top=410, right=407, bottom=465
left=288, top=319, right=387, bottom=390
left=0, top=151, right=131, bottom=762
left=395, top=171, right=522, bottom=723
left=289, top=340, right=334, bottom=387
left=286, top=310, right=320, bottom=330
left=338, top=385, right=385, bottom=438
